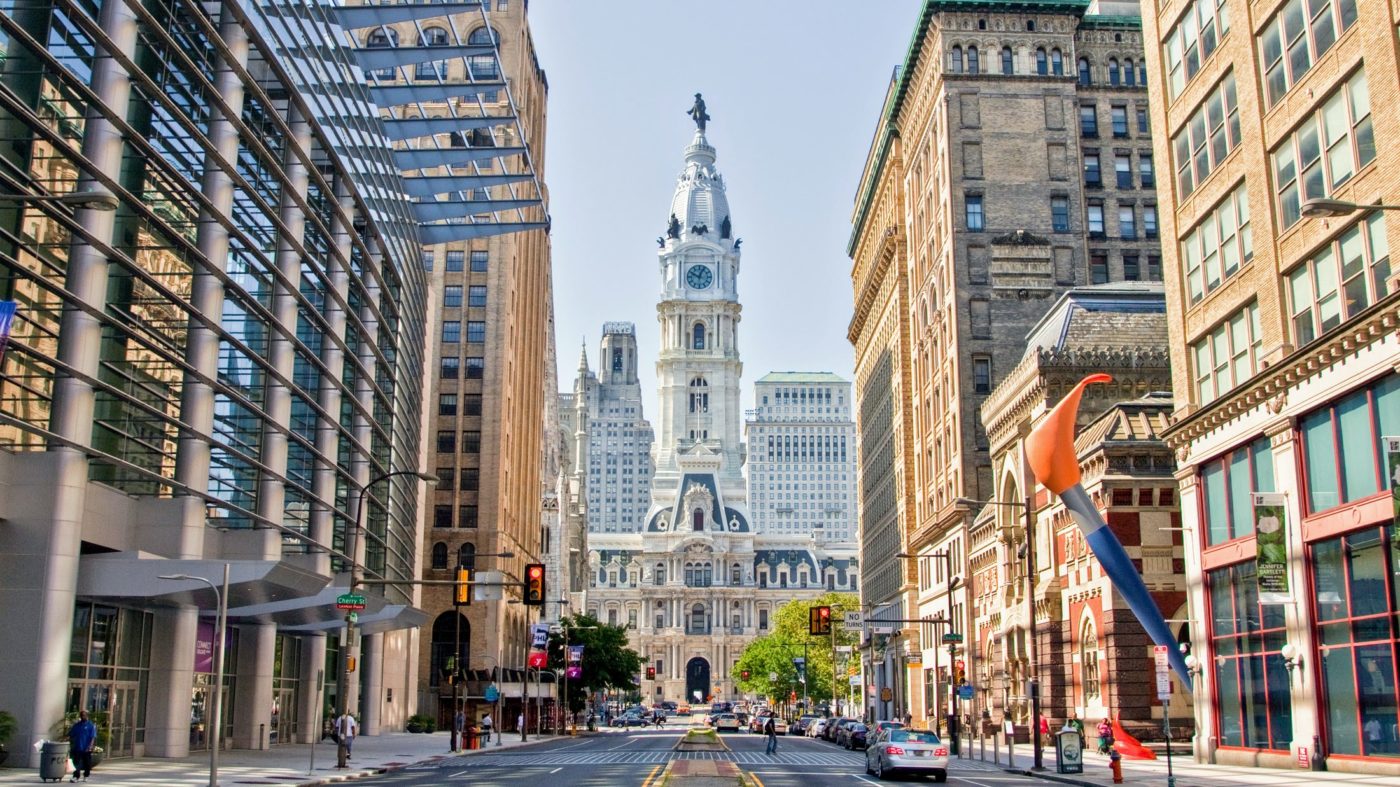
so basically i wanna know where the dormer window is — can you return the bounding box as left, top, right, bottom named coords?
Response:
left=693, top=508, right=704, bottom=531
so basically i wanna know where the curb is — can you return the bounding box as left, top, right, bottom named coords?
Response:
left=1004, top=767, right=1104, bottom=787
left=293, top=735, right=565, bottom=785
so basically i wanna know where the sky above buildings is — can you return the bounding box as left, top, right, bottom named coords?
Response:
left=532, top=1, right=920, bottom=413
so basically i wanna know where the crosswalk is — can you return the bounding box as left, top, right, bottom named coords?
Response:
left=418, top=748, right=1007, bottom=770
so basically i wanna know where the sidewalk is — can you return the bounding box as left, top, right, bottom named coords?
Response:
left=0, top=731, right=564, bottom=786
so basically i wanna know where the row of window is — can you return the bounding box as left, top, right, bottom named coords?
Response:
left=440, top=356, right=485, bottom=380
left=1273, top=70, right=1374, bottom=230
left=1173, top=72, right=1242, bottom=200
left=1080, top=104, right=1150, bottom=139
left=431, top=504, right=480, bottom=530
left=442, top=285, right=487, bottom=308
left=423, top=249, right=490, bottom=272
left=441, top=320, right=487, bottom=343
left=435, top=429, right=483, bottom=453
left=1090, top=251, right=1164, bottom=284
left=1164, top=0, right=1231, bottom=98
left=1082, top=150, right=1155, bottom=190
left=1182, top=183, right=1252, bottom=305
left=1085, top=200, right=1158, bottom=240
left=429, top=541, right=476, bottom=569
left=1191, top=301, right=1262, bottom=406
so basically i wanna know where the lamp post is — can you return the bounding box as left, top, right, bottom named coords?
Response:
left=336, top=469, right=435, bottom=769
left=1300, top=197, right=1400, bottom=219
left=0, top=187, right=120, bottom=211
left=158, top=564, right=230, bottom=787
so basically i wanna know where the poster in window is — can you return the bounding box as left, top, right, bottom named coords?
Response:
left=1386, top=437, right=1400, bottom=557
left=1253, top=492, right=1290, bottom=603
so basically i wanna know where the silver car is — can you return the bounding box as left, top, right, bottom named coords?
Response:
left=865, top=728, right=949, bottom=782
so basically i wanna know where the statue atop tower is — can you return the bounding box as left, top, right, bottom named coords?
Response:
left=686, top=93, right=710, bottom=132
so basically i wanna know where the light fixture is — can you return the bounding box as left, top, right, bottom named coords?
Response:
left=1300, top=197, right=1400, bottom=219
left=1183, top=654, right=1203, bottom=678
left=1280, top=642, right=1304, bottom=673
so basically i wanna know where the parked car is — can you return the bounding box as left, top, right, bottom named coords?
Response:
left=836, top=721, right=863, bottom=749
left=661, top=701, right=678, bottom=712
left=844, top=722, right=870, bottom=750
left=748, top=710, right=773, bottom=733
left=865, top=728, right=949, bottom=782
left=610, top=714, right=650, bottom=728
left=871, top=720, right=906, bottom=735
left=824, top=717, right=855, bottom=742
left=677, top=704, right=691, bottom=715
left=771, top=718, right=789, bottom=735
left=807, top=718, right=830, bottom=738
left=790, top=715, right=817, bottom=736
left=714, top=713, right=742, bottom=732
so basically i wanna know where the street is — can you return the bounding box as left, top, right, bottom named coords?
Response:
left=352, top=723, right=1051, bottom=786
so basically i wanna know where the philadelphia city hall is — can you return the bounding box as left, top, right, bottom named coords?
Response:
left=579, top=99, right=857, bottom=704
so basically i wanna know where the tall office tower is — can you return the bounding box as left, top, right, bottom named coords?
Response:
left=745, top=373, right=858, bottom=544
left=0, top=0, right=480, bottom=763
left=849, top=0, right=1164, bottom=728
left=573, top=323, right=655, bottom=534
left=1139, top=0, right=1400, bottom=775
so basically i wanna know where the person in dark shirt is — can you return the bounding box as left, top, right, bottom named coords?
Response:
left=68, top=710, right=97, bottom=782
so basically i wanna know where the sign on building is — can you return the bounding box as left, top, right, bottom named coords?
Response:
left=1253, top=493, right=1290, bottom=602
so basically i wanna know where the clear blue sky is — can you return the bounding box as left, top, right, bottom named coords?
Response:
left=531, top=1, right=921, bottom=412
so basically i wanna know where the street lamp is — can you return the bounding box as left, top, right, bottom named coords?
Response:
left=336, top=469, right=435, bottom=769
left=1300, top=197, right=1400, bottom=219
left=897, top=551, right=963, bottom=746
left=0, top=187, right=120, bottom=211
left=158, top=564, right=230, bottom=787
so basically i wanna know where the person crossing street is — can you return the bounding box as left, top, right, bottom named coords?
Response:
left=764, top=715, right=778, bottom=755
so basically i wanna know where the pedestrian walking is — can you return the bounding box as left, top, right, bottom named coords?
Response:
left=334, top=712, right=358, bottom=759
left=1096, top=718, right=1114, bottom=755
left=903, top=712, right=912, bottom=727
left=453, top=707, right=466, bottom=752
left=764, top=716, right=778, bottom=755
left=1068, top=713, right=1085, bottom=748
left=480, top=713, right=493, bottom=743
left=518, top=712, right=525, bottom=736
left=68, top=710, right=97, bottom=782
left=1039, top=715, right=1051, bottom=748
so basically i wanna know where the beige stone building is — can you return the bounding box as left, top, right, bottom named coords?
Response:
left=1139, top=0, right=1400, bottom=774
left=849, top=0, right=1164, bottom=729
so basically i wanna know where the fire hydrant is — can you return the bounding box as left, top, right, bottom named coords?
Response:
left=1109, top=749, right=1123, bottom=784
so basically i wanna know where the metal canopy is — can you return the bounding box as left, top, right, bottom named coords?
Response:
left=351, top=44, right=497, bottom=69
left=401, top=172, right=532, bottom=197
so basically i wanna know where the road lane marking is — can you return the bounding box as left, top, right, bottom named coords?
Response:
left=548, top=767, right=562, bottom=774
left=852, top=776, right=882, bottom=785
left=640, top=763, right=662, bottom=787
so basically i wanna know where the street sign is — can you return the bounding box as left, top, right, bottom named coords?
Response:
left=792, top=657, right=805, bottom=666
left=880, top=687, right=893, bottom=702
left=836, top=645, right=853, bottom=653
left=474, top=571, right=504, bottom=602
left=484, top=685, right=500, bottom=702
left=959, top=684, right=974, bottom=700
left=843, top=611, right=863, bottom=627
left=941, top=632, right=964, bottom=644
left=869, top=623, right=895, bottom=635
left=1154, top=645, right=1172, bottom=700
left=769, top=672, right=778, bottom=682
left=336, top=593, right=366, bottom=610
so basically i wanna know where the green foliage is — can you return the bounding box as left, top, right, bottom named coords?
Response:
left=406, top=713, right=436, bottom=732
left=0, top=710, right=15, bottom=746
left=731, top=592, right=861, bottom=703
left=547, top=613, right=644, bottom=713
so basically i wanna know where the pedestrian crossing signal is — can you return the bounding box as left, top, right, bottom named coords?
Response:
left=809, top=605, right=832, bottom=635
left=646, top=666, right=656, bottom=679
left=524, top=563, right=546, bottom=606
left=454, top=566, right=472, bottom=606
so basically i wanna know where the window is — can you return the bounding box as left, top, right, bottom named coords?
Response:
left=1118, top=205, right=1136, bottom=239
left=759, top=609, right=768, bottom=630
left=1272, top=71, right=1374, bottom=230
left=441, top=321, right=460, bottom=343
left=459, top=468, right=479, bottom=491
left=1111, top=106, right=1129, bottom=137
left=1079, top=104, right=1098, bottom=137
left=437, top=430, right=456, bottom=453
left=441, top=356, right=460, bottom=379
left=459, top=505, right=478, bottom=528
left=1182, top=184, right=1253, bottom=303
left=422, top=250, right=434, bottom=271
left=1287, top=213, right=1390, bottom=345
left=1208, top=562, right=1292, bottom=750
left=468, top=285, right=487, bottom=307
left=1311, top=524, right=1400, bottom=758
left=1077, top=57, right=1091, bottom=85
left=1261, top=0, right=1357, bottom=107
left=461, top=431, right=481, bottom=453
left=439, top=394, right=457, bottom=416
left=1051, top=196, right=1070, bottom=232
left=1051, top=48, right=1063, bottom=75
left=965, top=194, right=984, bottom=231
left=416, top=26, right=450, bottom=80
left=692, top=322, right=706, bottom=350
left=467, top=26, right=498, bottom=45
left=431, top=542, right=448, bottom=570
left=950, top=45, right=964, bottom=74
left=972, top=356, right=991, bottom=394
left=443, top=285, right=463, bottom=307
left=688, top=377, right=709, bottom=414
left=1299, top=373, right=1399, bottom=513
left=1036, top=47, right=1047, bottom=75
left=1144, top=205, right=1159, bottom=238
left=1001, top=46, right=1014, bottom=75
left=1087, top=201, right=1105, bottom=235
left=1090, top=252, right=1109, bottom=284
left=1139, top=153, right=1155, bottom=187
left=1123, top=58, right=1137, bottom=87
left=446, top=251, right=464, bottom=272
left=1123, top=254, right=1141, bottom=281
left=1190, top=301, right=1262, bottom=404
left=463, top=395, right=482, bottom=416
left=1108, top=58, right=1121, bottom=86
left=470, top=250, right=488, bottom=271
left=465, top=357, right=484, bottom=379
left=469, top=55, right=499, bottom=80
left=1173, top=73, right=1242, bottom=198
left=1147, top=255, right=1162, bottom=280
left=1202, top=437, right=1276, bottom=546
left=365, top=29, right=398, bottom=79
left=1079, top=619, right=1101, bottom=701
left=466, top=321, right=486, bottom=343
left=1136, top=107, right=1150, bottom=134
left=1084, top=153, right=1102, bottom=187
left=967, top=46, right=979, bottom=74
left=1115, top=155, right=1132, bottom=188
left=1164, top=0, right=1232, bottom=98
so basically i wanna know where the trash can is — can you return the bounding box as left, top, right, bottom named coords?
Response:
left=39, top=740, right=70, bottom=782
left=1056, top=725, right=1084, bottom=774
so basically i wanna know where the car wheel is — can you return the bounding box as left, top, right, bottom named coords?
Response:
left=874, top=758, right=886, bottom=780
left=932, top=770, right=948, bottom=783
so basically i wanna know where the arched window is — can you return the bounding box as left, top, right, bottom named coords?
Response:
left=1051, top=48, right=1064, bottom=75
left=655, top=562, right=666, bottom=586
left=1035, top=48, right=1047, bottom=76
left=950, top=46, right=964, bottom=74
left=1001, top=46, right=1014, bottom=75
left=431, top=542, right=448, bottom=570
left=1108, top=58, right=1121, bottom=86
left=458, top=542, right=476, bottom=570
left=967, top=46, right=979, bottom=74
left=1077, top=57, right=1091, bottom=86
left=691, top=603, right=706, bottom=633
left=731, top=563, right=742, bottom=585
left=692, top=322, right=706, bottom=350
left=366, top=29, right=399, bottom=79
left=688, top=377, right=709, bottom=414
left=416, top=26, right=450, bottom=80
left=693, top=507, right=704, bottom=532
left=429, top=611, right=468, bottom=687
left=1080, top=618, right=1101, bottom=701
left=1123, top=58, right=1136, bottom=87
left=467, top=26, right=498, bottom=45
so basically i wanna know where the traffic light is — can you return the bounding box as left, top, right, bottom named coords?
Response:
left=809, top=605, right=832, bottom=635
left=454, top=565, right=472, bottom=606
left=646, top=666, right=656, bottom=680
left=955, top=659, right=966, bottom=685
left=346, top=656, right=357, bottom=674
left=741, top=670, right=750, bottom=680
left=524, top=563, right=546, bottom=605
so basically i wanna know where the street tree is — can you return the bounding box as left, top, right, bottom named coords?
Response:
left=547, top=613, right=643, bottom=713
left=731, top=592, right=860, bottom=707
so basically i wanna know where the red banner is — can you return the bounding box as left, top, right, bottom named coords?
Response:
left=528, top=650, right=548, bottom=668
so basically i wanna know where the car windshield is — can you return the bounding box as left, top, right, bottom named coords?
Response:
left=889, top=730, right=941, bottom=744
left=851, top=723, right=867, bottom=732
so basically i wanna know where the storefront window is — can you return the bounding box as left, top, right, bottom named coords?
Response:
left=1207, top=563, right=1292, bottom=750
left=1201, top=437, right=1274, bottom=545
left=1312, top=526, right=1400, bottom=757
left=1301, top=373, right=1400, bottom=514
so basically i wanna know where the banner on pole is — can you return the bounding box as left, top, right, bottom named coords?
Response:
left=1253, top=492, right=1290, bottom=602
left=528, top=651, right=548, bottom=668
left=531, top=623, right=549, bottom=649
left=568, top=645, right=584, bottom=664
left=565, top=665, right=581, bottom=680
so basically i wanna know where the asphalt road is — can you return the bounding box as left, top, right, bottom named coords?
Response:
left=352, top=720, right=1050, bottom=786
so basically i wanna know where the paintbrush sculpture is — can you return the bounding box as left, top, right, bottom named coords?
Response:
left=1025, top=373, right=1192, bottom=687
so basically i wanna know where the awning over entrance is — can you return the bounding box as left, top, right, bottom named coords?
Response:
left=77, top=552, right=330, bottom=610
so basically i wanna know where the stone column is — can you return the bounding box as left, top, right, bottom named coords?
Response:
left=361, top=633, right=384, bottom=735
left=296, top=634, right=327, bottom=744
left=232, top=623, right=276, bottom=750
left=143, top=607, right=200, bottom=757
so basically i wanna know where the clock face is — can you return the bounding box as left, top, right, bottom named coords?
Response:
left=686, top=265, right=713, bottom=289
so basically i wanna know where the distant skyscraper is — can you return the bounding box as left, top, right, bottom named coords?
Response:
left=574, top=323, right=655, bottom=534
left=745, top=373, right=857, bottom=544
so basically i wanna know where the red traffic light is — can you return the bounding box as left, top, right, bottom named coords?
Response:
left=646, top=666, right=656, bottom=679
left=524, top=563, right=546, bottom=605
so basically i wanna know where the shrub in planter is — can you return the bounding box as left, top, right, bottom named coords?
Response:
left=406, top=714, right=436, bottom=734
left=0, top=709, right=16, bottom=767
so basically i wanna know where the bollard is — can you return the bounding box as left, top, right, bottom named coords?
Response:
left=993, top=730, right=1001, bottom=765
left=980, top=729, right=986, bottom=761
left=1008, top=730, right=1015, bottom=769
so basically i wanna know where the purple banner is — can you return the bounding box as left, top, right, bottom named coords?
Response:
left=195, top=620, right=216, bottom=673
left=565, top=666, right=581, bottom=680
left=0, top=301, right=16, bottom=366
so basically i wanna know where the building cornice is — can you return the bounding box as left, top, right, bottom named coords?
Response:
left=848, top=226, right=905, bottom=343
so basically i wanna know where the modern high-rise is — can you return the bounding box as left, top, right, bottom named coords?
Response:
left=849, top=0, right=1165, bottom=727
left=1140, top=0, right=1400, bottom=774
left=0, top=0, right=540, bottom=765
left=573, top=323, right=655, bottom=535
left=745, top=373, right=858, bottom=544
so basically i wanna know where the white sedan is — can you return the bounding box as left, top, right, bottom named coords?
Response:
left=865, top=728, right=949, bottom=782
left=808, top=718, right=829, bottom=738
left=714, top=713, right=742, bottom=732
